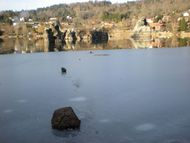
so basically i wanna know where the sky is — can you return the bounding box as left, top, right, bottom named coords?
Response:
left=0, top=0, right=131, bottom=11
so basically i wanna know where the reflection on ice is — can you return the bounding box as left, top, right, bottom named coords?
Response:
left=135, top=123, right=156, bottom=131
left=72, top=80, right=81, bottom=89
left=1, top=37, right=190, bottom=54
left=52, top=129, right=80, bottom=138
left=69, top=97, right=87, bottom=102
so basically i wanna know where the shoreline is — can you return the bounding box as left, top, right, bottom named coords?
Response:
left=1, top=30, right=190, bottom=40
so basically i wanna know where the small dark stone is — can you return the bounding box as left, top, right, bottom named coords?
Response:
left=51, top=107, right=81, bottom=130
left=61, top=67, right=67, bottom=73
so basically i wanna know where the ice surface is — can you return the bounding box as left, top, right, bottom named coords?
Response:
left=0, top=48, right=190, bottom=143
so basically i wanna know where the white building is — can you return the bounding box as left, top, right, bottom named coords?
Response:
left=146, top=18, right=153, bottom=24
left=183, top=12, right=189, bottom=17
left=13, top=22, right=17, bottom=26
left=20, top=17, right=25, bottom=22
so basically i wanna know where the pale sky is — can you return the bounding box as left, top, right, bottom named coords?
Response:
left=0, top=0, right=131, bottom=11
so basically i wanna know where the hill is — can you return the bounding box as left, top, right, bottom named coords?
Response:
left=0, top=0, right=190, bottom=24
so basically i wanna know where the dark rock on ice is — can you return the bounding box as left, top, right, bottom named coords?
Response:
left=61, top=67, right=67, bottom=74
left=51, top=107, right=81, bottom=130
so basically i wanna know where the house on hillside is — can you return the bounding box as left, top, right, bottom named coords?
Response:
left=101, top=22, right=115, bottom=29
left=66, top=16, right=72, bottom=24
left=28, top=19, right=33, bottom=22
left=183, top=12, right=189, bottom=17
left=49, top=17, right=57, bottom=21
left=20, top=17, right=25, bottom=22
left=149, top=21, right=165, bottom=31
left=49, top=17, right=58, bottom=25
left=13, top=22, right=17, bottom=26
left=146, top=18, right=154, bottom=24
left=144, top=17, right=164, bottom=31
left=182, top=12, right=190, bottom=22
left=162, top=15, right=171, bottom=23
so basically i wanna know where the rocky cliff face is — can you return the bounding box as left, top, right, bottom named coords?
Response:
left=45, top=23, right=109, bottom=51
left=109, top=29, right=132, bottom=40
left=90, top=29, right=108, bottom=44
left=132, top=18, right=151, bottom=39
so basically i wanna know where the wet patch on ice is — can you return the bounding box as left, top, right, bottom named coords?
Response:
left=3, top=109, right=14, bottom=114
left=94, top=54, right=110, bottom=56
left=99, top=119, right=111, bottom=123
left=119, top=136, right=134, bottom=143
left=69, top=97, right=87, bottom=102
left=163, top=139, right=187, bottom=143
left=135, top=123, right=156, bottom=131
left=17, top=99, right=28, bottom=103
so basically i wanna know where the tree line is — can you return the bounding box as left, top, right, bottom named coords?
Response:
left=0, top=0, right=190, bottom=31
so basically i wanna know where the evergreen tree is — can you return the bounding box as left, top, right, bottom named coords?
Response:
left=178, top=17, right=187, bottom=32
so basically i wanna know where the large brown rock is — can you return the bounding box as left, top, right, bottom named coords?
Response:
left=51, top=107, right=81, bottom=130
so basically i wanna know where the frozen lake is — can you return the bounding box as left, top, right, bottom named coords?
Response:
left=0, top=48, right=190, bottom=143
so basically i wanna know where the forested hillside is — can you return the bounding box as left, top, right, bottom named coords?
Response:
left=0, top=0, right=190, bottom=24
